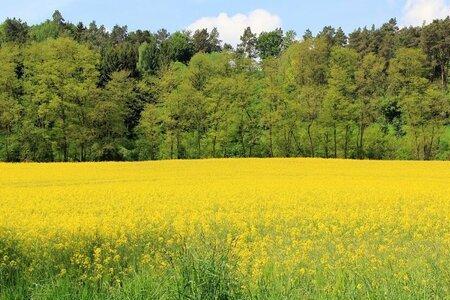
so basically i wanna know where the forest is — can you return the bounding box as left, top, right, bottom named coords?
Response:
left=0, top=11, right=449, bottom=162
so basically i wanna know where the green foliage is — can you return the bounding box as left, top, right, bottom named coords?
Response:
left=171, top=241, right=242, bottom=300
left=256, top=29, right=284, bottom=59
left=21, top=37, right=99, bottom=161
left=421, top=17, right=450, bottom=88
left=192, top=28, right=221, bottom=53
left=100, top=42, right=139, bottom=83
left=29, top=20, right=60, bottom=42
left=165, top=31, right=194, bottom=64
left=137, top=37, right=160, bottom=75
left=388, top=48, right=450, bottom=159
left=0, top=12, right=449, bottom=161
left=0, top=18, right=28, bottom=44
left=2, top=227, right=450, bottom=299
left=237, top=27, right=257, bottom=58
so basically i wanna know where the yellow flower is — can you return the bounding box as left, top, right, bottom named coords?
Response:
left=0, top=158, right=449, bottom=288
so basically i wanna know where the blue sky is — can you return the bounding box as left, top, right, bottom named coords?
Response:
left=1, top=0, right=449, bottom=45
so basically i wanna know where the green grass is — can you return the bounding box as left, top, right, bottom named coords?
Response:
left=2, top=237, right=449, bottom=300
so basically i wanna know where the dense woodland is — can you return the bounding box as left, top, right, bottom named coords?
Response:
left=0, top=11, right=449, bottom=162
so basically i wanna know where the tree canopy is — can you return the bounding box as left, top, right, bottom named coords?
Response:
left=0, top=12, right=449, bottom=161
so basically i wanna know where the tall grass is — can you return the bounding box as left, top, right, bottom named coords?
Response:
left=2, top=232, right=450, bottom=299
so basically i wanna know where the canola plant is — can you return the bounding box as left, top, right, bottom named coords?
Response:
left=1, top=158, right=450, bottom=299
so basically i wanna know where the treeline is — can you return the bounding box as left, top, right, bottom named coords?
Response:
left=0, top=12, right=449, bottom=162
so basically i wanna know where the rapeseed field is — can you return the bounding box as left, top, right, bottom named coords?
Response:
left=1, top=158, right=450, bottom=299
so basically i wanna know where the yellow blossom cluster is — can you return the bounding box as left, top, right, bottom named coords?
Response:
left=1, top=158, right=449, bottom=296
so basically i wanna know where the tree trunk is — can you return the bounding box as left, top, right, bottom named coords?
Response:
left=63, top=138, right=68, bottom=162
left=333, top=124, right=337, bottom=158
left=212, top=135, right=217, bottom=158
left=240, top=127, right=246, bottom=157
left=344, top=124, right=350, bottom=159
left=196, top=129, right=201, bottom=158
left=284, top=129, right=290, bottom=157
left=441, top=63, right=447, bottom=90
left=170, top=132, right=174, bottom=159
left=290, top=129, right=301, bottom=156
left=4, top=134, right=9, bottom=161
left=269, top=126, right=274, bottom=157
left=424, top=126, right=435, bottom=160
left=80, top=143, right=85, bottom=162
left=324, top=133, right=329, bottom=158
left=307, top=122, right=315, bottom=157
left=359, top=123, right=365, bottom=159
left=414, top=129, right=420, bottom=160
left=176, top=131, right=181, bottom=159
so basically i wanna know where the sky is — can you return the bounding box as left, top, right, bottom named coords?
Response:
left=1, top=0, right=450, bottom=45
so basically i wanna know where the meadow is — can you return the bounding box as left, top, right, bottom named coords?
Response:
left=1, top=158, right=450, bottom=299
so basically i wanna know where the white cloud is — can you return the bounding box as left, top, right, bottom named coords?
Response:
left=187, top=9, right=282, bottom=46
left=402, top=0, right=450, bottom=26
